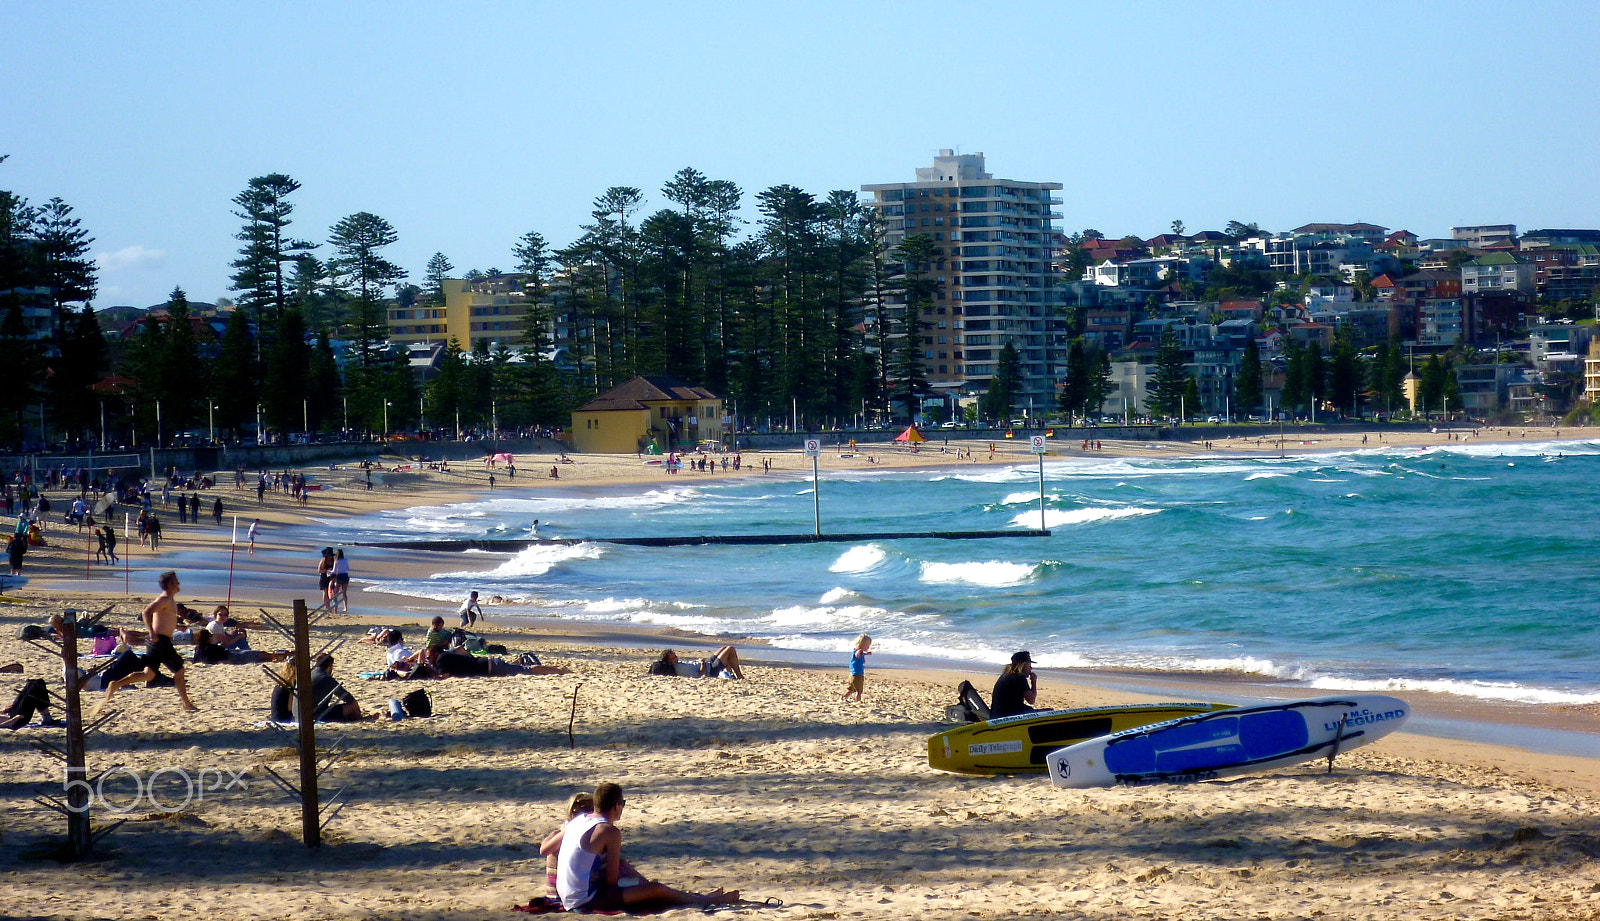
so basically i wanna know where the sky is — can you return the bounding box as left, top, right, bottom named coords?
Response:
left=5, top=1, right=1600, bottom=309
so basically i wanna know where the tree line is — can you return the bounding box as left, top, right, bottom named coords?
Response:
left=5, top=159, right=1000, bottom=448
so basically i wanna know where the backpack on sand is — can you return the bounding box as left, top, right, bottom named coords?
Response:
left=402, top=688, right=432, bottom=718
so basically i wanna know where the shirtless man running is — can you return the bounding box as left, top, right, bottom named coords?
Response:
left=101, top=570, right=199, bottom=711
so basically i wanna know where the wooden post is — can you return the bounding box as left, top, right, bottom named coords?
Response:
left=60, top=612, right=92, bottom=858
left=291, top=599, right=320, bottom=847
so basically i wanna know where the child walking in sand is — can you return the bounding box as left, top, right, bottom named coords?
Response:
left=843, top=633, right=871, bottom=701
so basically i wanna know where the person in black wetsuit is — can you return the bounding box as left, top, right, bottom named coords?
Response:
left=990, top=650, right=1039, bottom=719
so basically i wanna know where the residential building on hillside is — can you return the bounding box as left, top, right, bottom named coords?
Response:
left=1452, top=224, right=1517, bottom=249
left=863, top=151, right=1064, bottom=411
left=1520, top=243, right=1600, bottom=301
left=386, top=274, right=535, bottom=353
left=1460, top=253, right=1535, bottom=296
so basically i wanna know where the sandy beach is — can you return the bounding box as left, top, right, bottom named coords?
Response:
left=3, top=427, right=1598, bottom=920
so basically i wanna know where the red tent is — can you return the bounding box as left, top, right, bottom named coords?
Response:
left=893, top=425, right=926, bottom=444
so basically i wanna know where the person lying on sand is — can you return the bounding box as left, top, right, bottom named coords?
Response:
left=434, top=647, right=570, bottom=678
left=647, top=647, right=745, bottom=680
left=556, top=783, right=739, bottom=912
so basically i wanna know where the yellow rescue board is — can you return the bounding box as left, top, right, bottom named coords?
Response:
left=927, top=702, right=1233, bottom=774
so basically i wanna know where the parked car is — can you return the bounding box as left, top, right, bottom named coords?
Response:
left=1206, top=415, right=1221, bottom=424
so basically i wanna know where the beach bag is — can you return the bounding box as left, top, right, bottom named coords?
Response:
left=91, top=634, right=117, bottom=655
left=17, top=624, right=46, bottom=641
left=485, top=643, right=508, bottom=655
left=463, top=633, right=486, bottom=653
left=402, top=688, right=432, bottom=718
left=517, top=652, right=541, bottom=667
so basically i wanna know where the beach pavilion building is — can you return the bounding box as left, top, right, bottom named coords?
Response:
left=570, top=376, right=724, bottom=454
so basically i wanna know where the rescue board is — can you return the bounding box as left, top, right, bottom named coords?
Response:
left=1045, top=694, right=1410, bottom=788
left=927, top=702, right=1232, bottom=774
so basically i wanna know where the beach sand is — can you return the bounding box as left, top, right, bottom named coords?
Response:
left=3, top=428, right=1598, bottom=919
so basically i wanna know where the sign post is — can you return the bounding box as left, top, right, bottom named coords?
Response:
left=1030, top=435, right=1048, bottom=532
left=803, top=437, right=822, bottom=536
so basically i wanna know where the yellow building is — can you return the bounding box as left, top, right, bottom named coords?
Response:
left=1585, top=339, right=1600, bottom=404
left=387, top=275, right=530, bottom=353
left=571, top=376, right=724, bottom=454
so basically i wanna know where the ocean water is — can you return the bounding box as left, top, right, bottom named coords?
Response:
left=334, top=439, right=1600, bottom=708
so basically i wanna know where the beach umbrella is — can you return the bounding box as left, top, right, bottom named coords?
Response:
left=894, top=425, right=926, bottom=444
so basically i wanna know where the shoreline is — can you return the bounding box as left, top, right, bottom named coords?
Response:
left=13, top=428, right=1600, bottom=753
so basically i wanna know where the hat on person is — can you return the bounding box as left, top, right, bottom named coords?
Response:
left=1011, top=650, right=1034, bottom=665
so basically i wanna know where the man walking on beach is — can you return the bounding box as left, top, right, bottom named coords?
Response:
left=101, top=570, right=198, bottom=712
left=247, top=518, right=260, bottom=554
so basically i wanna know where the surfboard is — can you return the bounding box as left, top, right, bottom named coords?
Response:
left=927, top=702, right=1233, bottom=774
left=1045, top=694, right=1410, bottom=788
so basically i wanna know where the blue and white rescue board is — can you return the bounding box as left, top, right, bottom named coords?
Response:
left=1045, top=694, right=1410, bottom=789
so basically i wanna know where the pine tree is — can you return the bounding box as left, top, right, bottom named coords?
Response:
left=34, top=197, right=97, bottom=339
left=265, top=308, right=311, bottom=434
left=328, top=211, right=405, bottom=367
left=308, top=330, right=341, bottom=434
left=1145, top=326, right=1187, bottom=417
left=231, top=174, right=316, bottom=354
left=1329, top=326, right=1360, bottom=416
left=889, top=234, right=940, bottom=420
left=423, top=252, right=454, bottom=307
left=1058, top=337, right=1090, bottom=419
left=160, top=287, right=198, bottom=436
left=984, top=342, right=1024, bottom=421
left=50, top=305, right=108, bottom=443
left=213, top=309, right=257, bottom=436
left=1087, top=350, right=1115, bottom=418
left=1237, top=336, right=1264, bottom=416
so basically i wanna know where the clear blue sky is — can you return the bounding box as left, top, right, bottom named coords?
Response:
left=6, top=1, right=1599, bottom=309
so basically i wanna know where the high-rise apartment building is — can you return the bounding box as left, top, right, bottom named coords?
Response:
left=862, top=151, right=1064, bottom=415
left=387, top=274, right=532, bottom=353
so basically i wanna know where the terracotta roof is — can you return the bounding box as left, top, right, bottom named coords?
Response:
left=575, top=376, right=720, bottom=413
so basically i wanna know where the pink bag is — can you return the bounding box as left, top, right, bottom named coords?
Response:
left=92, top=634, right=117, bottom=655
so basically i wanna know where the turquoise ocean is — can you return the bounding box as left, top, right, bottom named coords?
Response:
left=317, top=437, right=1600, bottom=709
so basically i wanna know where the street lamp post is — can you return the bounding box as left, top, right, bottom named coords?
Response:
left=99, top=401, right=106, bottom=451
left=383, top=401, right=391, bottom=441
left=207, top=401, right=215, bottom=444
left=256, top=403, right=263, bottom=444
left=302, top=399, right=308, bottom=439
left=156, top=400, right=162, bottom=448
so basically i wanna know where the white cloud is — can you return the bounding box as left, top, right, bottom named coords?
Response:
left=95, top=245, right=166, bottom=273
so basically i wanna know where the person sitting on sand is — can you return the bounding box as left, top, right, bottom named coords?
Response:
left=382, top=629, right=433, bottom=680
left=989, top=650, right=1039, bottom=719
left=557, top=782, right=739, bottom=912
left=192, top=627, right=232, bottom=665
left=206, top=606, right=249, bottom=651
left=647, top=647, right=745, bottom=679
left=2, top=676, right=60, bottom=729
left=308, top=653, right=369, bottom=721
